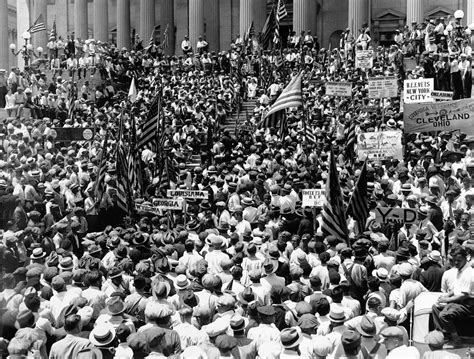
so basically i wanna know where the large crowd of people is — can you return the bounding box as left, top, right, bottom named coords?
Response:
left=1, top=13, right=474, bottom=359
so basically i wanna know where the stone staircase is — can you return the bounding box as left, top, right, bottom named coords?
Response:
left=185, top=153, right=202, bottom=171
left=222, top=100, right=256, bottom=137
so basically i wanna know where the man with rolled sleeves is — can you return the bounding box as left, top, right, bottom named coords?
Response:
left=432, top=246, right=474, bottom=348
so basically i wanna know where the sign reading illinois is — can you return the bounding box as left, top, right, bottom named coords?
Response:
left=403, top=79, right=434, bottom=103
left=368, top=77, right=398, bottom=98
left=403, top=98, right=474, bottom=134
left=326, top=82, right=352, bottom=97
left=302, top=189, right=326, bottom=207
left=356, top=131, right=403, bottom=161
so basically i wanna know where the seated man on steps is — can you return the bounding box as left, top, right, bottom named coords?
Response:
left=431, top=246, right=474, bottom=348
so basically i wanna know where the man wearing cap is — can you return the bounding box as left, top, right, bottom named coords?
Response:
left=432, top=246, right=474, bottom=348
left=423, top=330, right=461, bottom=358
left=230, top=314, right=258, bottom=359
left=380, top=326, right=419, bottom=358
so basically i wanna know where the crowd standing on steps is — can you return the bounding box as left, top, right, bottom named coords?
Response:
left=1, top=15, right=474, bottom=359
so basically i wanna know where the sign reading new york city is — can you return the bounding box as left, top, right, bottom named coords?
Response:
left=403, top=78, right=434, bottom=103
left=403, top=98, right=474, bottom=134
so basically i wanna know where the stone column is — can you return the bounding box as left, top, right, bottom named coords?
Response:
left=140, top=0, right=155, bottom=44
left=33, top=0, right=47, bottom=51
left=293, top=0, right=310, bottom=34
left=94, top=0, right=108, bottom=42
left=240, top=0, right=252, bottom=39
left=406, top=0, right=424, bottom=26
left=74, top=0, right=88, bottom=40
left=16, top=0, right=31, bottom=69
left=0, top=0, right=9, bottom=70
left=348, top=0, right=368, bottom=37
left=189, top=0, right=204, bottom=53
left=161, top=0, right=174, bottom=55
left=117, top=0, right=131, bottom=50
left=253, top=0, right=267, bottom=35
left=204, top=0, right=220, bottom=51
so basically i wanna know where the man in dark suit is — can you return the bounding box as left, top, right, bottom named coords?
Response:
left=12, top=198, right=27, bottom=231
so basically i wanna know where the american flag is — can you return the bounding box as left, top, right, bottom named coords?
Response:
left=344, top=119, right=357, bottom=163
left=261, top=6, right=275, bottom=49
left=67, top=98, right=76, bottom=120
left=137, top=94, right=161, bottom=149
left=161, top=24, right=169, bottom=49
left=29, top=14, right=47, bottom=34
left=245, top=21, right=255, bottom=43
left=116, top=141, right=131, bottom=214
left=49, top=19, right=57, bottom=41
left=94, top=133, right=109, bottom=201
left=321, top=149, right=349, bottom=242
left=147, top=28, right=155, bottom=49
left=127, top=114, right=142, bottom=195
left=156, top=149, right=178, bottom=196
left=265, top=72, right=303, bottom=118
left=274, top=0, right=287, bottom=44
left=346, top=159, right=369, bottom=235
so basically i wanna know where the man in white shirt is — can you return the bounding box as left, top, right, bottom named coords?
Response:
left=432, top=246, right=474, bottom=347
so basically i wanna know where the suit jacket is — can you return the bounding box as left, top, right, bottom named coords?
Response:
left=49, top=334, right=93, bottom=359
left=13, top=205, right=27, bottom=231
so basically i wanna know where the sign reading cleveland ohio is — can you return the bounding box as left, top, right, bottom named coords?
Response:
left=403, top=98, right=474, bottom=134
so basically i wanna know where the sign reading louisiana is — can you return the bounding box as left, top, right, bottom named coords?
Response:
left=403, top=98, right=474, bottom=134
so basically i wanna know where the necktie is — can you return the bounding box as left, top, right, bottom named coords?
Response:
left=449, top=203, right=453, bottom=218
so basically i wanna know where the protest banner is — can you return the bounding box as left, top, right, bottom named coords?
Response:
left=326, top=81, right=352, bottom=97
left=239, top=124, right=256, bottom=133
left=403, top=98, right=474, bottom=134
left=368, top=77, right=398, bottom=98
left=361, top=105, right=380, bottom=113
left=432, top=90, right=453, bottom=102
left=50, top=127, right=94, bottom=141
left=355, top=50, right=374, bottom=69
left=356, top=131, right=403, bottom=161
left=167, top=190, right=209, bottom=199
left=403, top=78, right=434, bottom=103
left=136, top=198, right=184, bottom=213
left=302, top=189, right=326, bottom=207
left=374, top=207, right=418, bottom=225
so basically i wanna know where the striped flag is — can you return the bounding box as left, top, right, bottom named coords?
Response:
left=245, top=21, right=255, bottom=43
left=265, top=72, right=303, bottom=118
left=94, top=133, right=109, bottom=200
left=49, top=19, right=57, bottom=41
left=261, top=6, right=275, bottom=49
left=147, top=28, right=155, bottom=49
left=161, top=25, right=169, bottom=49
left=346, top=159, right=369, bottom=235
left=137, top=94, right=160, bottom=149
left=274, top=0, right=287, bottom=44
left=116, top=142, right=131, bottom=214
left=344, top=120, right=357, bottom=163
left=127, top=114, right=142, bottom=195
left=29, top=14, right=47, bottom=34
left=321, top=149, right=349, bottom=242
left=67, top=98, right=76, bottom=120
